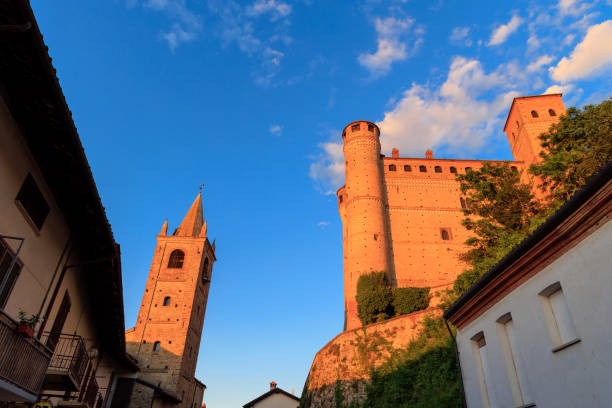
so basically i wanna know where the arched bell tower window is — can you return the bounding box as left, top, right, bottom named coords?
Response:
left=202, top=258, right=210, bottom=283
left=531, top=110, right=539, bottom=118
left=168, top=250, right=185, bottom=269
left=549, top=109, right=556, bottom=116
left=163, top=296, right=171, bottom=306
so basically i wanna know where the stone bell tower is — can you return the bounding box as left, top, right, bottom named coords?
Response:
left=124, top=192, right=215, bottom=408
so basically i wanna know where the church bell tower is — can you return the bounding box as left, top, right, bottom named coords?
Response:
left=125, top=192, right=216, bottom=407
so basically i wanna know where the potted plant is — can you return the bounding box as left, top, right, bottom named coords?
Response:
left=17, top=311, right=43, bottom=337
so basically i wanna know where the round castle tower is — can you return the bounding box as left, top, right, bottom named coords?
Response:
left=339, top=120, right=393, bottom=330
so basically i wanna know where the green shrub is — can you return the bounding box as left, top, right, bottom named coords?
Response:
left=392, top=287, right=430, bottom=315
left=356, top=272, right=393, bottom=326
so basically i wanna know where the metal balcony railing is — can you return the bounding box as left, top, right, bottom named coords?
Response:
left=82, top=375, right=99, bottom=408
left=0, top=309, right=53, bottom=398
left=40, top=333, right=89, bottom=391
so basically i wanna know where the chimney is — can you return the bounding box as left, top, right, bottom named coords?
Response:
left=425, top=149, right=434, bottom=159
left=392, top=148, right=399, bottom=158
left=270, top=381, right=277, bottom=390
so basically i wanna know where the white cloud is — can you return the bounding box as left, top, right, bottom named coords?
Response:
left=269, top=124, right=282, bottom=136
left=550, top=20, right=612, bottom=82
left=358, top=16, right=422, bottom=77
left=310, top=57, right=521, bottom=191
left=246, top=0, right=291, bottom=21
left=544, top=84, right=574, bottom=94
left=557, top=0, right=592, bottom=17
left=317, top=221, right=330, bottom=228
left=526, top=55, right=554, bottom=72
left=488, top=15, right=523, bottom=46
left=140, top=0, right=202, bottom=50
left=450, top=26, right=472, bottom=46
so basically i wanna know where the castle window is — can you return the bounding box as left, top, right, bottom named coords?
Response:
left=368, top=124, right=374, bottom=132
left=531, top=110, right=539, bottom=118
left=549, top=109, right=556, bottom=116
left=434, top=166, right=442, bottom=173
left=163, top=296, right=171, bottom=306
left=460, top=197, right=467, bottom=209
left=419, top=165, right=427, bottom=173
left=339, top=195, right=343, bottom=203
left=465, top=167, right=472, bottom=173
left=441, top=228, right=451, bottom=241
left=168, top=249, right=185, bottom=268
left=404, top=165, right=412, bottom=172
left=351, top=124, right=360, bottom=132
left=389, top=164, right=397, bottom=171
left=450, top=167, right=457, bottom=174
left=511, top=166, right=518, bottom=173
left=153, top=341, right=161, bottom=352
left=342, top=130, right=346, bottom=138
left=373, top=234, right=378, bottom=241
left=16, top=173, right=50, bottom=231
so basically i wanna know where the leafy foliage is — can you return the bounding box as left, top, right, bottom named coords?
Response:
left=531, top=98, right=612, bottom=203
left=392, top=287, right=431, bottom=315
left=356, top=272, right=431, bottom=325
left=453, top=163, right=545, bottom=294
left=364, top=318, right=463, bottom=408
left=356, top=272, right=393, bottom=325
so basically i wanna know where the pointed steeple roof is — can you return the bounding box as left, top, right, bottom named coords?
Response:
left=175, top=193, right=204, bottom=237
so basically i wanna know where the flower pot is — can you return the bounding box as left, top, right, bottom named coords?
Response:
left=17, top=324, right=34, bottom=337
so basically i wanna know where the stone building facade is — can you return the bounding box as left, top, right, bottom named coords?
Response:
left=122, top=193, right=215, bottom=408
left=338, top=94, right=566, bottom=330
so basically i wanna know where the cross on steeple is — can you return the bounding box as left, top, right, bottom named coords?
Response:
left=199, top=183, right=206, bottom=194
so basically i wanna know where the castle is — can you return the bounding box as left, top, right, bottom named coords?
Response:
left=338, top=94, right=566, bottom=330
left=123, top=192, right=215, bottom=407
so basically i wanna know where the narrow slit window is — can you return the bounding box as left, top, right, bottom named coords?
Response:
left=435, top=166, right=442, bottom=173
left=368, top=124, right=374, bottom=132
left=440, top=228, right=451, bottom=240
left=163, top=296, right=171, bottom=306
left=497, top=313, right=533, bottom=407
left=168, top=249, right=185, bottom=269
left=419, top=165, right=427, bottom=173
left=389, top=164, right=396, bottom=171
left=404, top=165, right=412, bottom=172
left=202, top=258, right=210, bottom=283
left=548, top=109, right=556, bottom=116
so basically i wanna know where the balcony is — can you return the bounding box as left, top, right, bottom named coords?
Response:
left=0, top=309, right=53, bottom=402
left=40, top=333, right=89, bottom=392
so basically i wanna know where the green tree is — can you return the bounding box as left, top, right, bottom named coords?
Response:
left=392, top=287, right=430, bottom=316
left=356, top=272, right=393, bottom=325
left=531, top=98, right=612, bottom=203
left=454, top=163, right=544, bottom=294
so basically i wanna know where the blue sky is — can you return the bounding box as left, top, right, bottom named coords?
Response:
left=32, top=0, right=611, bottom=406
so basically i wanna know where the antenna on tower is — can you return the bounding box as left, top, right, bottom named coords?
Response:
left=199, top=182, right=206, bottom=195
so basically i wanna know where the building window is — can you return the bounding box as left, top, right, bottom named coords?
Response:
left=163, top=296, right=171, bottom=306
left=440, top=228, right=451, bottom=240
left=351, top=124, right=360, bottom=132
left=404, top=165, right=412, bottom=172
left=389, top=164, right=397, bottom=171
left=531, top=110, right=539, bottom=118
left=202, top=258, right=210, bottom=283
left=168, top=250, right=185, bottom=269
left=460, top=197, right=467, bottom=209
left=46, top=291, right=71, bottom=351
left=153, top=341, right=161, bottom=352
left=465, top=167, right=472, bottom=173
left=539, top=282, right=580, bottom=350
left=434, top=166, right=442, bottom=173
left=0, top=239, right=23, bottom=308
left=450, top=166, right=457, bottom=174
left=15, top=174, right=50, bottom=231
left=368, top=124, right=374, bottom=132
left=471, top=332, right=492, bottom=408
left=419, top=165, right=427, bottom=173
left=549, top=109, right=556, bottom=116
left=511, top=166, right=518, bottom=172
left=339, top=195, right=343, bottom=203
left=496, top=313, right=533, bottom=407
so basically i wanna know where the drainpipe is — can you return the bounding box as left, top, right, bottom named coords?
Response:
left=445, top=318, right=468, bottom=408
left=37, top=235, right=71, bottom=319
